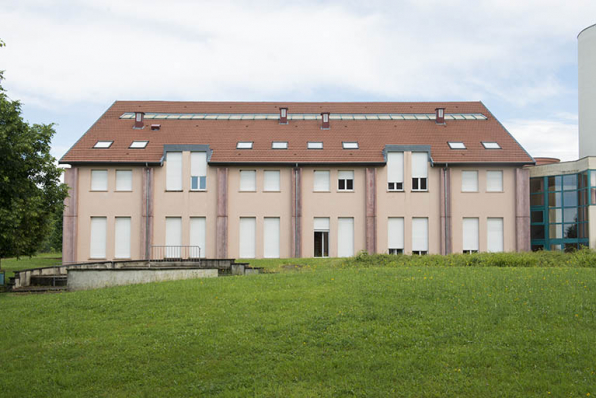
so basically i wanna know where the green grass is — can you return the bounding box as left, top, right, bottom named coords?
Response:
left=0, top=252, right=62, bottom=281
left=1, top=254, right=595, bottom=397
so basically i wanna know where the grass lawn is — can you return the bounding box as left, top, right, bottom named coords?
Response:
left=1, top=256, right=595, bottom=397
left=0, top=252, right=62, bottom=281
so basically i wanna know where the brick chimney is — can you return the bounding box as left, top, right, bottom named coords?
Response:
left=435, top=108, right=445, bottom=124
left=280, top=107, right=288, bottom=124
left=321, top=112, right=330, bottom=129
left=134, top=112, right=145, bottom=129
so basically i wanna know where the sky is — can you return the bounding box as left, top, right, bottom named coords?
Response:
left=0, top=0, right=595, bottom=162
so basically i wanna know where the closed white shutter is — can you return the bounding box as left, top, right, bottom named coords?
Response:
left=411, top=153, right=428, bottom=178
left=487, top=171, right=503, bottom=192
left=314, top=171, right=330, bottom=191
left=190, top=217, right=206, bottom=258
left=314, top=217, right=330, bottom=231
left=240, top=170, right=256, bottom=191
left=239, top=217, right=256, bottom=258
left=165, top=217, right=182, bottom=258
left=166, top=152, right=182, bottom=191
left=338, top=218, right=354, bottom=257
left=91, top=170, right=108, bottom=191
left=487, top=218, right=504, bottom=252
left=338, top=170, right=354, bottom=180
left=387, top=152, right=404, bottom=183
left=191, top=152, right=207, bottom=177
left=461, top=171, right=478, bottom=192
left=388, top=217, right=404, bottom=249
left=264, top=170, right=281, bottom=191
left=116, top=170, right=132, bottom=191
left=412, top=218, right=428, bottom=251
left=463, top=218, right=479, bottom=251
left=114, top=217, right=131, bottom=258
left=90, top=217, right=107, bottom=259
left=264, top=217, right=280, bottom=258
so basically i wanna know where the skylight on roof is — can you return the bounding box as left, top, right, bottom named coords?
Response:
left=308, top=142, right=323, bottom=149
left=272, top=141, right=288, bottom=149
left=482, top=142, right=501, bottom=149
left=129, top=141, right=149, bottom=149
left=448, top=142, right=466, bottom=149
left=237, top=142, right=253, bottom=149
left=342, top=142, right=359, bottom=149
left=93, top=141, right=113, bottom=149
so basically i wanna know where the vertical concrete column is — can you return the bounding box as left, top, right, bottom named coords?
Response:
left=440, top=167, right=452, bottom=255
left=515, top=168, right=531, bottom=252
left=62, top=167, right=78, bottom=264
left=141, top=167, right=154, bottom=260
left=291, top=167, right=303, bottom=258
left=365, top=168, right=377, bottom=254
left=216, top=167, right=229, bottom=258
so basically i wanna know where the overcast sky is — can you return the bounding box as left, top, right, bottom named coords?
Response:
left=1, top=0, right=595, bottom=162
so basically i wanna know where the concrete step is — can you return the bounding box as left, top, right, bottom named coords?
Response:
left=9, top=286, right=67, bottom=294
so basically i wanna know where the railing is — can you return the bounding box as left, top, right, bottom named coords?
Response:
left=150, top=246, right=202, bottom=263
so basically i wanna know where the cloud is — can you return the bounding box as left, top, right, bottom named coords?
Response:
left=504, top=118, right=578, bottom=161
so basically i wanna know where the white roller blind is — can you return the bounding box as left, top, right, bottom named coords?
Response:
left=338, top=218, right=354, bottom=257
left=240, top=170, right=256, bottom=191
left=411, top=153, right=428, bottom=178
left=462, top=171, right=478, bottom=192
left=463, top=218, right=479, bottom=251
left=239, top=217, right=256, bottom=258
left=487, top=218, right=504, bottom=252
left=116, top=170, right=132, bottom=191
left=114, top=217, right=131, bottom=258
left=314, top=217, right=330, bottom=231
left=264, top=170, right=281, bottom=191
left=165, top=217, right=182, bottom=258
left=412, top=218, right=428, bottom=251
left=487, top=171, right=503, bottom=192
left=338, top=170, right=354, bottom=180
left=166, top=152, right=182, bottom=191
left=190, top=217, right=206, bottom=258
left=314, top=171, right=330, bottom=191
left=90, top=217, right=107, bottom=259
left=264, top=217, right=280, bottom=258
left=191, top=152, right=207, bottom=176
left=388, top=217, right=404, bottom=249
left=91, top=170, right=108, bottom=191
left=387, top=152, right=404, bottom=183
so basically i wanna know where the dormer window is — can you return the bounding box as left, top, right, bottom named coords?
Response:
left=272, top=141, right=288, bottom=149
left=308, top=142, right=323, bottom=149
left=129, top=141, right=148, bottom=149
left=236, top=142, right=253, bottom=149
left=93, top=141, right=113, bottom=149
left=482, top=142, right=501, bottom=149
left=342, top=142, right=359, bottom=149
left=448, top=142, right=466, bottom=149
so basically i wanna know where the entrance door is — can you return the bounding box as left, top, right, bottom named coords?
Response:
left=314, top=231, right=329, bottom=258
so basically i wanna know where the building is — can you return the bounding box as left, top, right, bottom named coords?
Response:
left=60, top=101, right=534, bottom=263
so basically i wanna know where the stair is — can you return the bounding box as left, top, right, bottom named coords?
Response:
left=9, top=286, right=67, bottom=294
left=30, top=275, right=67, bottom=287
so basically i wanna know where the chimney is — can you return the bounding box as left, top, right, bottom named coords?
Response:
left=435, top=108, right=445, bottom=124
left=279, top=107, right=288, bottom=124
left=321, top=112, right=330, bottom=129
left=134, top=112, right=145, bottom=129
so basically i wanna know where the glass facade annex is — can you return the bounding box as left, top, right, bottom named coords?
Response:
left=530, top=171, right=592, bottom=251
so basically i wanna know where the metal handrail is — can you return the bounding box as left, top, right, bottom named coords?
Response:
left=150, top=246, right=202, bottom=264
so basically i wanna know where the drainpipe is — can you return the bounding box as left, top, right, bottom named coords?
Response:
left=145, top=163, right=150, bottom=260
left=295, top=163, right=299, bottom=258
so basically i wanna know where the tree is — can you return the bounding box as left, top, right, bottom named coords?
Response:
left=0, top=40, right=68, bottom=262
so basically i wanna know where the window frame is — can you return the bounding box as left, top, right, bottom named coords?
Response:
left=342, top=142, right=359, bottom=150
left=313, top=170, right=331, bottom=192
left=90, top=169, right=108, bottom=191
left=239, top=170, right=257, bottom=192
left=263, top=170, right=281, bottom=192
left=337, top=170, right=354, bottom=192
left=115, top=169, right=133, bottom=192
left=93, top=141, right=113, bottom=149
left=129, top=141, right=148, bottom=149
left=486, top=170, right=504, bottom=192
left=271, top=141, right=288, bottom=149
left=448, top=142, right=466, bottom=149
left=307, top=142, right=324, bottom=150
left=236, top=141, right=253, bottom=149
left=461, top=170, right=479, bottom=193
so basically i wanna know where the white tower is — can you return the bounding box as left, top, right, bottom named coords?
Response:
left=579, top=24, right=596, bottom=158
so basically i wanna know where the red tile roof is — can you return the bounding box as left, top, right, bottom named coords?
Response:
left=60, top=101, right=534, bottom=165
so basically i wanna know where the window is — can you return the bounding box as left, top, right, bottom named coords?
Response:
left=308, top=142, right=323, bottom=149
left=411, top=152, right=428, bottom=191
left=462, top=171, right=478, bottom=192
left=463, top=218, right=479, bottom=254
left=448, top=142, right=466, bottom=149
left=342, top=142, right=359, bottom=149
left=90, top=217, right=107, bottom=259
left=272, top=141, right=288, bottom=149
left=338, top=218, right=354, bottom=257
left=239, top=217, right=256, bottom=258
left=93, top=141, right=113, bottom=149
left=387, top=152, right=404, bottom=191
left=264, top=217, right=280, bottom=258
left=482, top=142, right=501, bottom=149
left=314, top=218, right=330, bottom=258
left=388, top=217, right=404, bottom=254
left=116, top=170, right=132, bottom=191
left=487, top=218, right=504, bottom=252
left=190, top=152, right=207, bottom=191
left=91, top=170, right=108, bottom=191
left=240, top=170, right=256, bottom=191
left=190, top=217, right=206, bottom=258
left=165, top=217, right=182, bottom=258
left=114, top=217, right=131, bottom=259
left=129, top=141, right=148, bottom=149
left=264, top=170, right=281, bottom=192
left=486, top=170, right=503, bottom=192
left=236, top=142, right=253, bottom=149
left=338, top=170, right=354, bottom=191
left=314, top=170, right=330, bottom=192
left=166, top=152, right=182, bottom=191
left=412, top=218, right=428, bottom=255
